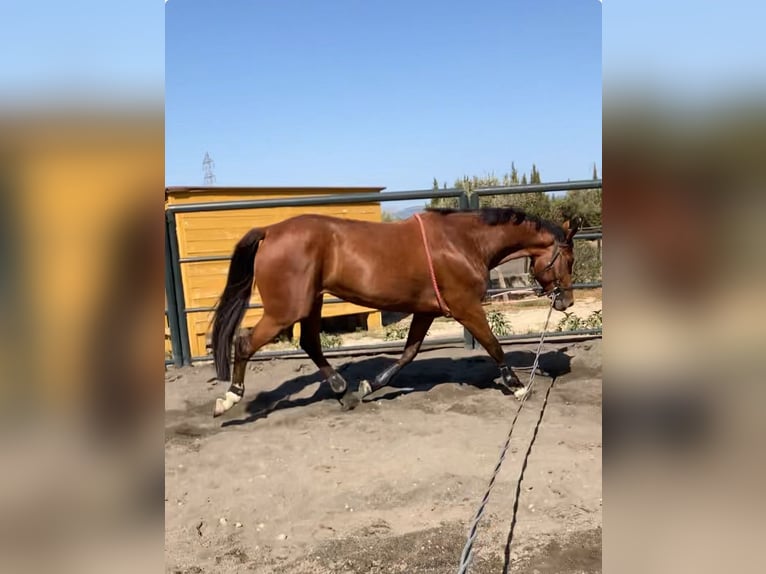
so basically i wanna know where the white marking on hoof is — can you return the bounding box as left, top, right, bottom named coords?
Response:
left=213, top=391, right=242, bottom=417
left=513, top=386, right=529, bottom=399
left=358, top=380, right=373, bottom=397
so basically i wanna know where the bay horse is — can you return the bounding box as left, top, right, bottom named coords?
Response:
left=210, top=207, right=581, bottom=417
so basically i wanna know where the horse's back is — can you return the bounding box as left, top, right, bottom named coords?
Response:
left=277, top=213, right=399, bottom=232
left=265, top=213, right=405, bottom=249
left=258, top=213, right=406, bottom=268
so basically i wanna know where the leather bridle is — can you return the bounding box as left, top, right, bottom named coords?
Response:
left=533, top=242, right=572, bottom=297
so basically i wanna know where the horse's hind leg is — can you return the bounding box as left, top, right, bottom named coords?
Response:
left=299, top=299, right=348, bottom=394
left=354, top=313, right=435, bottom=400
left=213, top=314, right=288, bottom=417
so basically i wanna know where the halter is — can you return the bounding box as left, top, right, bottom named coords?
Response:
left=534, top=241, right=571, bottom=297
left=541, top=242, right=563, bottom=272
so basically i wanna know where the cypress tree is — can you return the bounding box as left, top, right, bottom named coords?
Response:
left=510, top=162, right=519, bottom=184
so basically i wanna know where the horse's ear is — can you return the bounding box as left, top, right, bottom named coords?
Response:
left=562, top=216, right=583, bottom=241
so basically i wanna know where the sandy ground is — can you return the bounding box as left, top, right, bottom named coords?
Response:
left=165, top=337, right=602, bottom=573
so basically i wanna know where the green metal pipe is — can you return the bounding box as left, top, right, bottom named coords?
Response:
left=166, top=188, right=466, bottom=214
left=166, top=211, right=192, bottom=365
left=474, top=179, right=601, bottom=196
left=164, top=216, right=183, bottom=367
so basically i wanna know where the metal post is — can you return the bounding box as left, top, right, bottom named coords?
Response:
left=166, top=210, right=192, bottom=366
left=165, top=218, right=183, bottom=367
left=458, top=191, right=469, bottom=211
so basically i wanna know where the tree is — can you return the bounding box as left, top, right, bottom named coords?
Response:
left=498, top=191, right=555, bottom=221
left=453, top=174, right=500, bottom=193
left=530, top=163, right=541, bottom=184
left=429, top=173, right=500, bottom=209
left=553, top=187, right=602, bottom=227
left=429, top=177, right=452, bottom=208
left=427, top=162, right=601, bottom=228
left=510, top=162, right=519, bottom=184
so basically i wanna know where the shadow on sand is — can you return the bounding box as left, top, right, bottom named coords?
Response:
left=221, top=347, right=572, bottom=428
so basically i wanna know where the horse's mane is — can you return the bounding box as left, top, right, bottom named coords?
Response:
left=426, top=206, right=566, bottom=243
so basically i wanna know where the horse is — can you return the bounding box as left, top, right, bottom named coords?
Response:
left=210, top=206, right=582, bottom=417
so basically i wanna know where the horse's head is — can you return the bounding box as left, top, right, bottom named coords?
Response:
left=529, top=217, right=582, bottom=311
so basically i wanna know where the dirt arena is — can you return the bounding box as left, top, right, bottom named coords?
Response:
left=165, top=339, right=602, bottom=573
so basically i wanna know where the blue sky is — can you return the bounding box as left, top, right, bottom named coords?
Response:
left=2, top=0, right=761, bottom=192
left=1, top=1, right=163, bottom=102
left=603, top=1, right=766, bottom=100
left=166, top=0, right=602, bottom=196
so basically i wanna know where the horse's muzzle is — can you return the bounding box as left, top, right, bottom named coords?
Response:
left=553, top=294, right=574, bottom=311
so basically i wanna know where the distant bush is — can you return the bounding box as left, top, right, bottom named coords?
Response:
left=384, top=323, right=410, bottom=341
left=486, top=309, right=511, bottom=336
left=573, top=241, right=601, bottom=283
left=384, top=320, right=433, bottom=341
left=555, top=310, right=602, bottom=332
left=320, top=332, right=343, bottom=349
left=294, top=332, right=343, bottom=349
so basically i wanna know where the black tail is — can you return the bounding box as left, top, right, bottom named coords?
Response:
left=211, top=227, right=265, bottom=381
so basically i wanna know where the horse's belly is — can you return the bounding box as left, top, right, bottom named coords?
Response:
left=323, top=264, right=432, bottom=313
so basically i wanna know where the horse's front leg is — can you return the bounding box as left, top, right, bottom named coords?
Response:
left=453, top=304, right=527, bottom=398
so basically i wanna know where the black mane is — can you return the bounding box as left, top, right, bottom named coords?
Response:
left=426, top=206, right=566, bottom=243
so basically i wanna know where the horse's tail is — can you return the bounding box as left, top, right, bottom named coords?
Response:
left=211, top=227, right=266, bottom=381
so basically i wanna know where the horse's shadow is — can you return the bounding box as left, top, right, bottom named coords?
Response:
left=221, top=348, right=572, bottom=428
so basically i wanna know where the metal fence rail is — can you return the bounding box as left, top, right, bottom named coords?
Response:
left=473, top=179, right=598, bottom=196
left=165, top=187, right=469, bottom=214
left=164, top=179, right=602, bottom=366
left=189, top=329, right=603, bottom=364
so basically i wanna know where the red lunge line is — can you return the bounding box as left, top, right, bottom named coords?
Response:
left=414, top=213, right=452, bottom=317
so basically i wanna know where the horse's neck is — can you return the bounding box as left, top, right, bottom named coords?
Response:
left=478, top=223, right=548, bottom=268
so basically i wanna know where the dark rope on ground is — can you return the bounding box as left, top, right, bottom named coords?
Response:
left=501, top=375, right=556, bottom=573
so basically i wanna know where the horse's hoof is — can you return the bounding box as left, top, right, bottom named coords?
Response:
left=328, top=373, right=348, bottom=394
left=339, top=391, right=361, bottom=411
left=213, top=391, right=242, bottom=417
left=357, top=380, right=373, bottom=398
left=495, top=376, right=528, bottom=400
left=495, top=377, right=515, bottom=392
